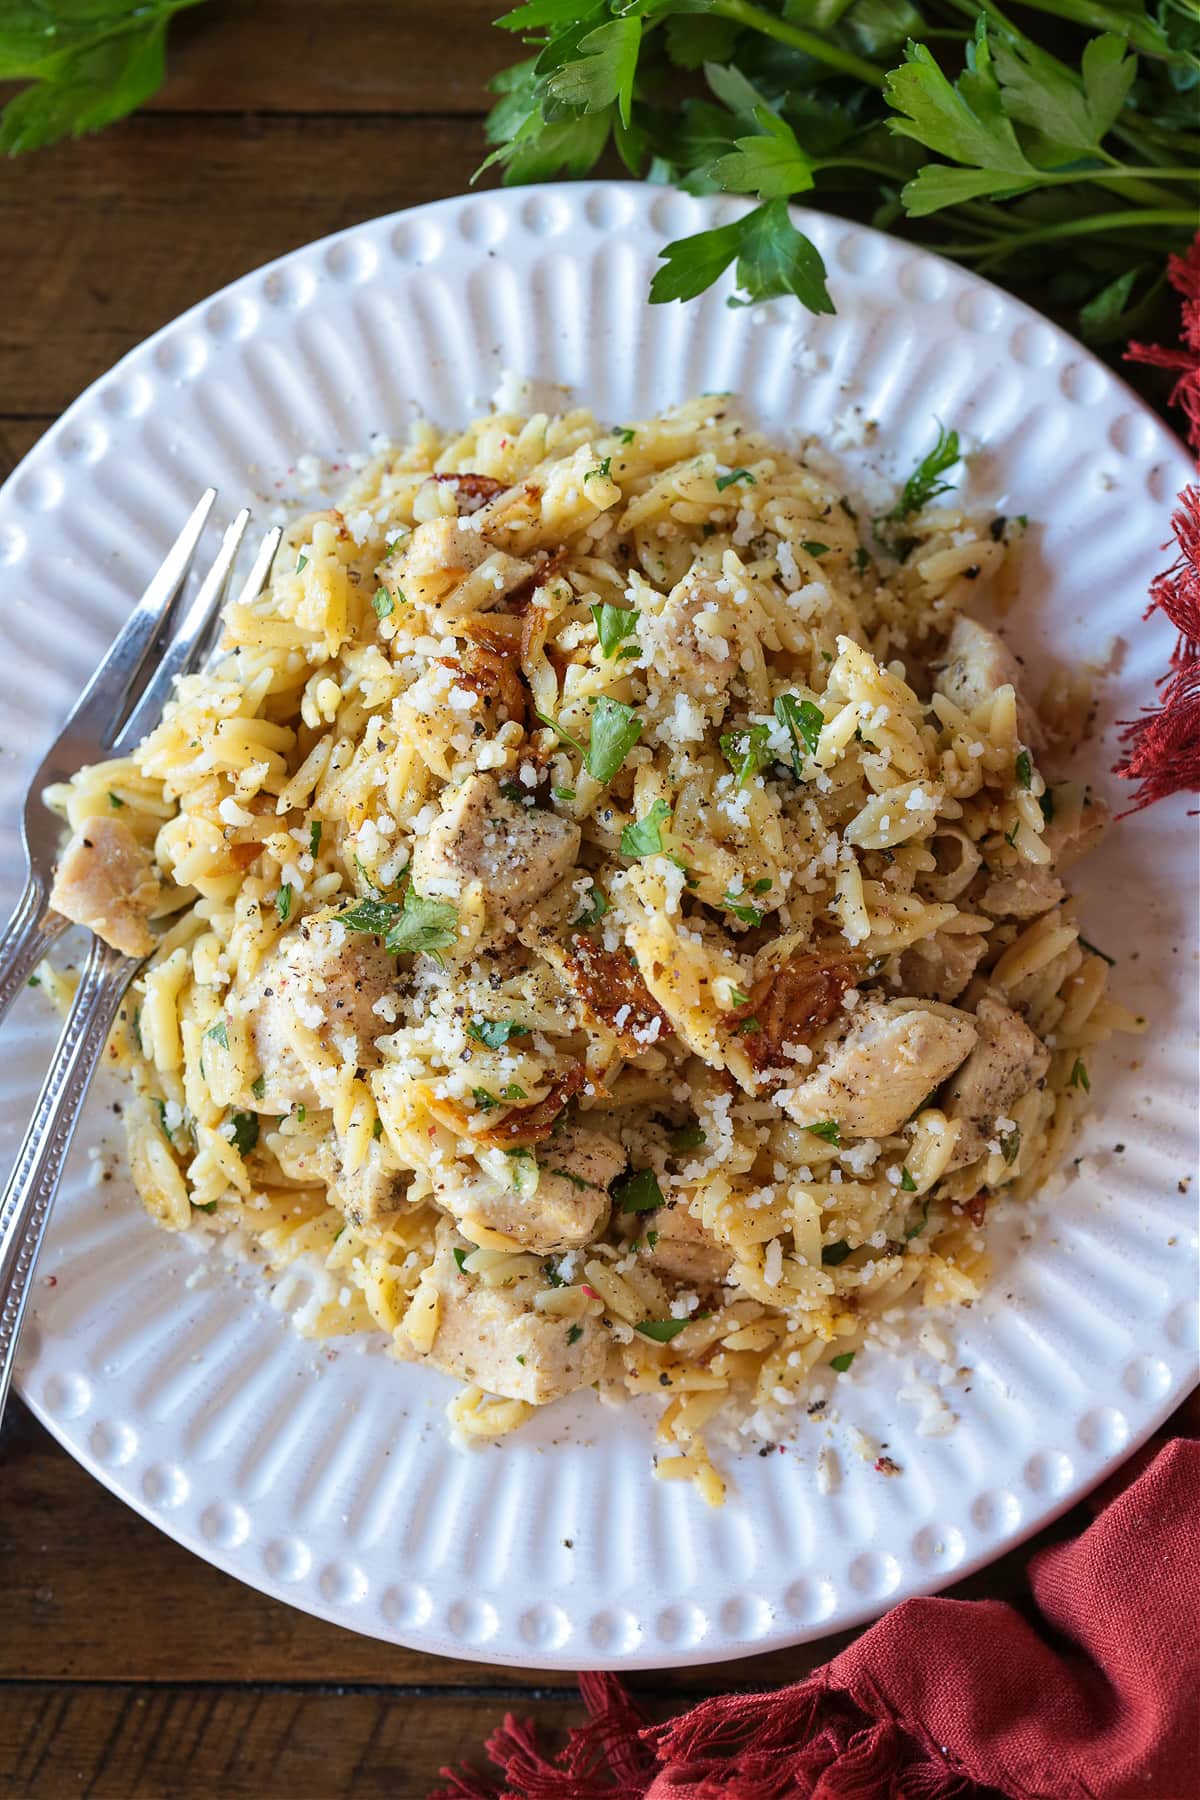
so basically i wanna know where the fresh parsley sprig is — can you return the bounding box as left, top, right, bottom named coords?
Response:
left=481, top=0, right=1200, bottom=342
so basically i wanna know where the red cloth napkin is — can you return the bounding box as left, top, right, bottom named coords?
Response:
left=435, top=1421, right=1200, bottom=1800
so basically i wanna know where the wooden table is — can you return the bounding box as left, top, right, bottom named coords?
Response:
left=0, top=7, right=1184, bottom=1795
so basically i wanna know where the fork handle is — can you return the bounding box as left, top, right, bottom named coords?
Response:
left=0, top=934, right=133, bottom=1427
left=0, top=875, right=67, bottom=1029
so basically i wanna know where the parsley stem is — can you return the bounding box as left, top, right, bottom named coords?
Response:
left=710, top=0, right=887, bottom=89
left=938, top=208, right=1200, bottom=265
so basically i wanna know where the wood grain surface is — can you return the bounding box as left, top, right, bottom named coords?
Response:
left=0, top=6, right=1186, bottom=1796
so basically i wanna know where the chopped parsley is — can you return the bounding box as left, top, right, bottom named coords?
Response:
left=229, top=1112, right=259, bottom=1157
left=573, top=883, right=609, bottom=929
left=613, top=1168, right=665, bottom=1214
left=542, top=1260, right=565, bottom=1288
left=719, top=722, right=771, bottom=787
left=620, top=799, right=671, bottom=858
left=889, top=423, right=961, bottom=521
left=295, top=1105, right=306, bottom=1124
left=829, top=1351, right=856, bottom=1373
left=1004, top=821, right=1021, bottom=848
left=1015, top=749, right=1033, bottom=789
left=1069, top=1058, right=1090, bottom=1091
left=821, top=1240, right=851, bottom=1266
left=669, top=1123, right=706, bottom=1152
left=614, top=427, right=636, bottom=444
left=540, top=696, right=643, bottom=784
left=340, top=885, right=459, bottom=964
left=296, top=554, right=308, bottom=573
left=553, top=785, right=576, bottom=802
left=205, top=1020, right=229, bottom=1050
left=1039, top=790, right=1056, bottom=824
left=805, top=1119, right=841, bottom=1145
left=566, top=1323, right=584, bottom=1345
left=453, top=1247, right=469, bottom=1272
left=853, top=547, right=870, bottom=574
left=372, top=1117, right=383, bottom=1139
left=309, top=820, right=322, bottom=857
left=192, top=1200, right=218, bottom=1215
left=1079, top=937, right=1115, bottom=966
left=905, top=1199, right=930, bottom=1240
left=152, top=1097, right=173, bottom=1142
left=585, top=696, right=643, bottom=783
left=372, top=587, right=394, bottom=619
left=590, top=602, right=640, bottom=659
left=499, top=778, right=531, bottom=804
left=585, top=456, right=612, bottom=482
left=1000, top=1126, right=1022, bottom=1165
left=715, top=467, right=755, bottom=493
left=728, top=985, right=752, bottom=1009
left=501, top=1084, right=526, bottom=1101
left=107, top=790, right=125, bottom=808
left=635, top=1317, right=691, bottom=1343
left=774, top=693, right=824, bottom=775
left=900, top=1166, right=917, bottom=1193
left=468, top=1018, right=530, bottom=1050
left=251, top=1074, right=266, bottom=1102
left=724, top=888, right=765, bottom=927
left=471, top=1088, right=500, bottom=1111
left=799, top=540, right=829, bottom=558
left=276, top=883, right=292, bottom=924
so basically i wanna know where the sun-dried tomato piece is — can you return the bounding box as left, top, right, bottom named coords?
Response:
left=428, top=472, right=507, bottom=511
left=508, top=547, right=570, bottom=619
left=474, top=1064, right=588, bottom=1149
left=436, top=621, right=528, bottom=723
left=563, top=932, right=671, bottom=1055
left=726, top=950, right=861, bottom=1071
left=963, top=1192, right=988, bottom=1227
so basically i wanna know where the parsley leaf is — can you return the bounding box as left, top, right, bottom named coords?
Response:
left=573, top=883, right=609, bottom=928
left=468, top=1018, right=530, bottom=1050
left=453, top=1247, right=470, bottom=1272
left=889, top=423, right=962, bottom=520
left=774, top=693, right=824, bottom=774
left=340, top=886, right=458, bottom=963
left=635, top=1317, right=691, bottom=1343
left=566, top=1322, right=585, bottom=1345
left=205, top=1020, right=229, bottom=1050
left=830, top=1350, right=856, bottom=1373
left=1069, top=1058, right=1091, bottom=1091
left=276, top=883, right=292, bottom=925
left=720, top=722, right=772, bottom=787
left=620, top=799, right=671, bottom=858
left=724, top=890, right=764, bottom=927
left=1015, top=750, right=1033, bottom=789
left=709, top=104, right=816, bottom=201
left=800, top=541, right=829, bottom=558
left=251, top=1074, right=266, bottom=1102
left=651, top=200, right=833, bottom=316
left=107, top=790, right=125, bottom=808
left=613, top=1168, right=665, bottom=1214
left=805, top=1119, right=841, bottom=1145
left=900, top=1166, right=918, bottom=1193
left=885, top=23, right=1040, bottom=217
left=309, top=820, right=322, bottom=858
left=545, top=15, right=640, bottom=129
left=229, top=1112, right=259, bottom=1157
left=715, top=467, right=756, bottom=492
left=373, top=587, right=394, bottom=619
left=590, top=602, right=639, bottom=658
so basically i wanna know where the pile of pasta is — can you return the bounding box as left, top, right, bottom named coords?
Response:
left=50, top=396, right=1135, bottom=1504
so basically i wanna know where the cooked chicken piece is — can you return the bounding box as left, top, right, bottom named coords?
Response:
left=898, top=931, right=988, bottom=1003
left=940, top=994, right=1050, bottom=1169
left=400, top=516, right=532, bottom=615
left=235, top=912, right=395, bottom=1113
left=1041, top=787, right=1109, bottom=871
left=50, top=816, right=159, bottom=958
left=412, top=774, right=580, bottom=914
left=780, top=998, right=977, bottom=1138
left=639, top=572, right=737, bottom=704
left=933, top=615, right=1045, bottom=751
left=317, top=1141, right=408, bottom=1227
left=420, top=1238, right=608, bottom=1405
left=640, top=1199, right=732, bottom=1287
left=979, top=867, right=1065, bottom=920
left=438, top=1125, right=622, bottom=1253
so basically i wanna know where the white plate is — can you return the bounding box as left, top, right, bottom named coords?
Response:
left=1, top=184, right=1195, bottom=1670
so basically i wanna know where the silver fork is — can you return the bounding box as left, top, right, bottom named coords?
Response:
left=0, top=497, right=282, bottom=1425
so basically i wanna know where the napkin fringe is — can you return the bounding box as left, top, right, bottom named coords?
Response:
left=434, top=1671, right=979, bottom=1799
